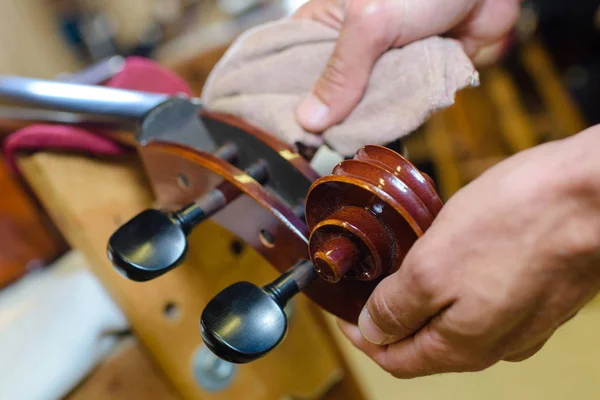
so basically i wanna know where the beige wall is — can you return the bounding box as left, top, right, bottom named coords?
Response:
left=0, top=0, right=156, bottom=78
left=90, top=0, right=155, bottom=46
left=0, top=0, right=82, bottom=77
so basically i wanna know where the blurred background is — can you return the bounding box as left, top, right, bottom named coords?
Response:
left=0, top=0, right=598, bottom=399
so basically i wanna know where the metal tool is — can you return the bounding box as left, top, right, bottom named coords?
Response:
left=0, top=75, right=215, bottom=150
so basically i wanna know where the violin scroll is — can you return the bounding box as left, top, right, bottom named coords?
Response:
left=306, top=145, right=443, bottom=284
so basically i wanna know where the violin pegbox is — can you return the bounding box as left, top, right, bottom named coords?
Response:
left=107, top=110, right=445, bottom=363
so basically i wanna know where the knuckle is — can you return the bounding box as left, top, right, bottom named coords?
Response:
left=561, top=223, right=600, bottom=258
left=442, top=294, right=509, bottom=342
left=346, top=0, right=389, bottom=22
left=405, top=250, right=441, bottom=297
left=293, top=4, right=311, bottom=18
left=345, top=0, right=393, bottom=47
left=292, top=1, right=312, bottom=18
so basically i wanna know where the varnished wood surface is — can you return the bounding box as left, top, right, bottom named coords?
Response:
left=65, top=338, right=180, bottom=400
left=18, top=151, right=366, bottom=400
left=483, top=66, right=537, bottom=153
left=306, top=146, right=442, bottom=289
left=423, top=112, right=463, bottom=200
left=520, top=39, right=587, bottom=137
left=0, top=153, right=65, bottom=288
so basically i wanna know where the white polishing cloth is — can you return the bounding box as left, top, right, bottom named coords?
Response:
left=0, top=251, right=129, bottom=400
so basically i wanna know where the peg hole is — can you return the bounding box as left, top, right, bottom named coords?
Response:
left=259, top=230, right=275, bottom=248
left=176, top=173, right=190, bottom=189
left=163, top=302, right=181, bottom=321
left=230, top=239, right=245, bottom=256
left=113, top=215, right=123, bottom=226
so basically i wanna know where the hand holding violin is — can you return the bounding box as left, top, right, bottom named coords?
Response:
left=339, top=125, right=600, bottom=377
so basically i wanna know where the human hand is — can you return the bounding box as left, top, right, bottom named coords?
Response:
left=338, top=125, right=600, bottom=378
left=293, top=0, right=521, bottom=132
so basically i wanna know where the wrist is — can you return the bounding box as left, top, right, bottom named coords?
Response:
left=562, top=125, right=600, bottom=201
left=552, top=125, right=600, bottom=265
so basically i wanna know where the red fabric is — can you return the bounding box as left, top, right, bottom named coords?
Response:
left=107, top=56, right=191, bottom=95
left=3, top=57, right=193, bottom=175
left=3, top=125, right=128, bottom=173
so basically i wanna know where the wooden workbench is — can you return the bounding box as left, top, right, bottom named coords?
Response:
left=18, top=151, right=365, bottom=400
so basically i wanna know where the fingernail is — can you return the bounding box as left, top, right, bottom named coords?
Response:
left=358, top=307, right=390, bottom=345
left=297, top=94, right=329, bottom=131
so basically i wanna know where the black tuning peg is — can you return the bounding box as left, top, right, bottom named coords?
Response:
left=200, top=260, right=317, bottom=363
left=107, top=159, right=269, bottom=282
left=107, top=204, right=200, bottom=281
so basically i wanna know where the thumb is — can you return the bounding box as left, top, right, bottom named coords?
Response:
left=358, top=259, right=447, bottom=345
left=296, top=0, right=392, bottom=133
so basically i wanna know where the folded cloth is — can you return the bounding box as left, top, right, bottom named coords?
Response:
left=202, top=19, right=479, bottom=157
